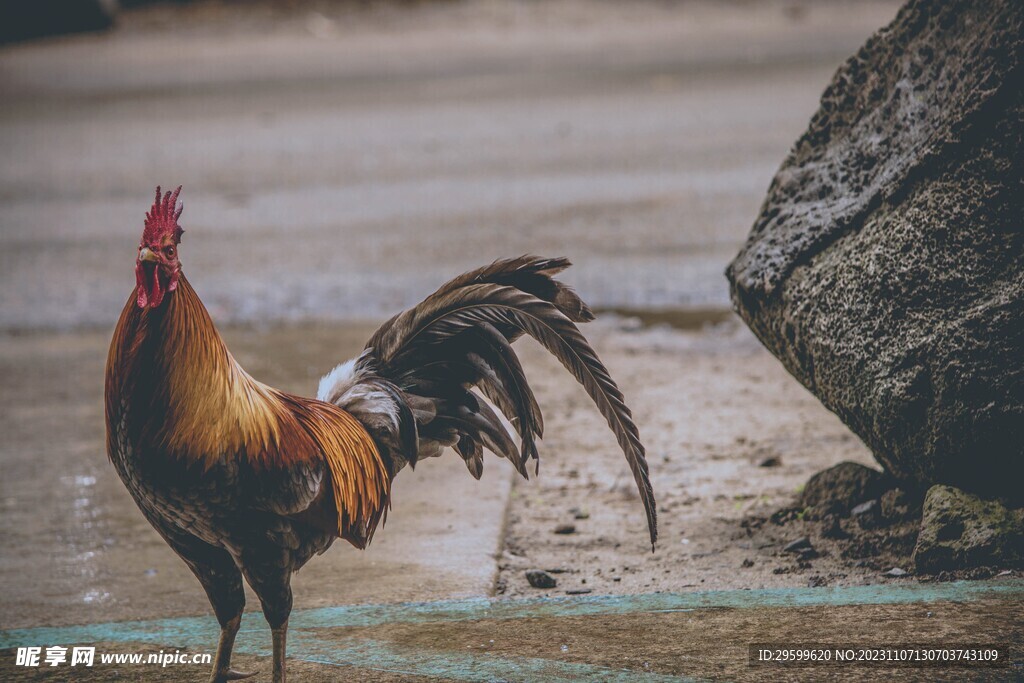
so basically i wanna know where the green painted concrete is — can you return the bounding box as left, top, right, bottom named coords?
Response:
left=2, top=579, right=1020, bottom=682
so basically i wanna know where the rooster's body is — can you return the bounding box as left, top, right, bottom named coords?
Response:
left=105, top=188, right=656, bottom=683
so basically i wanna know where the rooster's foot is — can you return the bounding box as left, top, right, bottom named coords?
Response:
left=211, top=669, right=258, bottom=682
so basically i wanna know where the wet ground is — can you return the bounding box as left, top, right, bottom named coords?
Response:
left=7, top=1, right=1020, bottom=681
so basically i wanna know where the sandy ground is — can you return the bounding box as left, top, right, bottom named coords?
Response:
left=498, top=317, right=885, bottom=598
left=10, top=1, right=1017, bottom=681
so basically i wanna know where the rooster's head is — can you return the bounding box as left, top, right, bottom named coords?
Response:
left=136, top=185, right=184, bottom=309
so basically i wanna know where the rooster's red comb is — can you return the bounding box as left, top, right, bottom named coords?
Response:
left=143, top=185, right=184, bottom=244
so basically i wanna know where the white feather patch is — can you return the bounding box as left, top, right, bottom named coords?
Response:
left=341, top=385, right=402, bottom=432
left=317, top=358, right=358, bottom=402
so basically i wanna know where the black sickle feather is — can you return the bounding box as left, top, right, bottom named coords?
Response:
left=401, top=286, right=657, bottom=547
left=355, top=256, right=657, bottom=549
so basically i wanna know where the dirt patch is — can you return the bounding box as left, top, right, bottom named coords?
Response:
left=738, top=502, right=922, bottom=582
left=495, top=315, right=1012, bottom=597
left=0, top=642, right=447, bottom=682
left=338, top=597, right=1022, bottom=682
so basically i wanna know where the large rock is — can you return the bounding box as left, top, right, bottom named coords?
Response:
left=726, top=0, right=1024, bottom=500
left=913, top=485, right=1024, bottom=573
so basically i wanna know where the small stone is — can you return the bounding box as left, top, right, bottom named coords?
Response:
left=851, top=499, right=882, bottom=530
left=553, top=524, right=576, bottom=535
left=798, top=547, right=819, bottom=561
left=759, top=456, right=782, bottom=468
left=771, top=506, right=803, bottom=524
left=569, top=507, right=590, bottom=520
left=800, top=462, right=890, bottom=516
left=544, top=567, right=570, bottom=574
left=741, top=558, right=755, bottom=568
left=883, top=567, right=908, bottom=577
left=612, top=577, right=622, bottom=582
left=821, top=514, right=851, bottom=539
left=565, top=588, right=592, bottom=595
left=783, top=537, right=813, bottom=553
left=525, top=570, right=557, bottom=589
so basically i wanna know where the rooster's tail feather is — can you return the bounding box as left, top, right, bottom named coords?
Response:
left=318, top=256, right=657, bottom=548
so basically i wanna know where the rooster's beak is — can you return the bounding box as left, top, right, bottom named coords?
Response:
left=138, top=247, right=158, bottom=263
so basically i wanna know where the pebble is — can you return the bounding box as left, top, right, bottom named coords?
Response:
left=565, top=588, right=592, bottom=595
left=553, top=524, right=576, bottom=535
left=758, top=456, right=782, bottom=467
left=851, top=499, right=882, bottom=529
left=798, top=547, right=819, bottom=561
left=883, top=567, right=909, bottom=577
left=783, top=537, right=813, bottom=553
left=525, top=569, right=557, bottom=589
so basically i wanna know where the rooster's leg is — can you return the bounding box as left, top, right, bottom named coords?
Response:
left=153, top=527, right=256, bottom=683
left=193, top=561, right=252, bottom=681
left=210, top=614, right=257, bottom=682
left=201, top=577, right=257, bottom=683
left=271, top=621, right=288, bottom=683
left=240, top=554, right=293, bottom=683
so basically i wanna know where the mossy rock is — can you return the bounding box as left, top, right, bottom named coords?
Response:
left=913, top=485, right=1024, bottom=573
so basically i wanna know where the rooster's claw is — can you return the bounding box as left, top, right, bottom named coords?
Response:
left=212, top=669, right=258, bottom=682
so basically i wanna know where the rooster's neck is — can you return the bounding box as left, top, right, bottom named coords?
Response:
left=110, top=273, right=285, bottom=466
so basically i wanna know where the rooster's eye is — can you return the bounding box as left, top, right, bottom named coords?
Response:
left=164, top=246, right=175, bottom=258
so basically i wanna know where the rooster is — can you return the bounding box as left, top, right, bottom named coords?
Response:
left=106, top=187, right=656, bottom=683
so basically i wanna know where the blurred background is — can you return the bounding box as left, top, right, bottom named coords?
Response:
left=0, top=0, right=910, bottom=655
left=0, top=0, right=900, bottom=331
